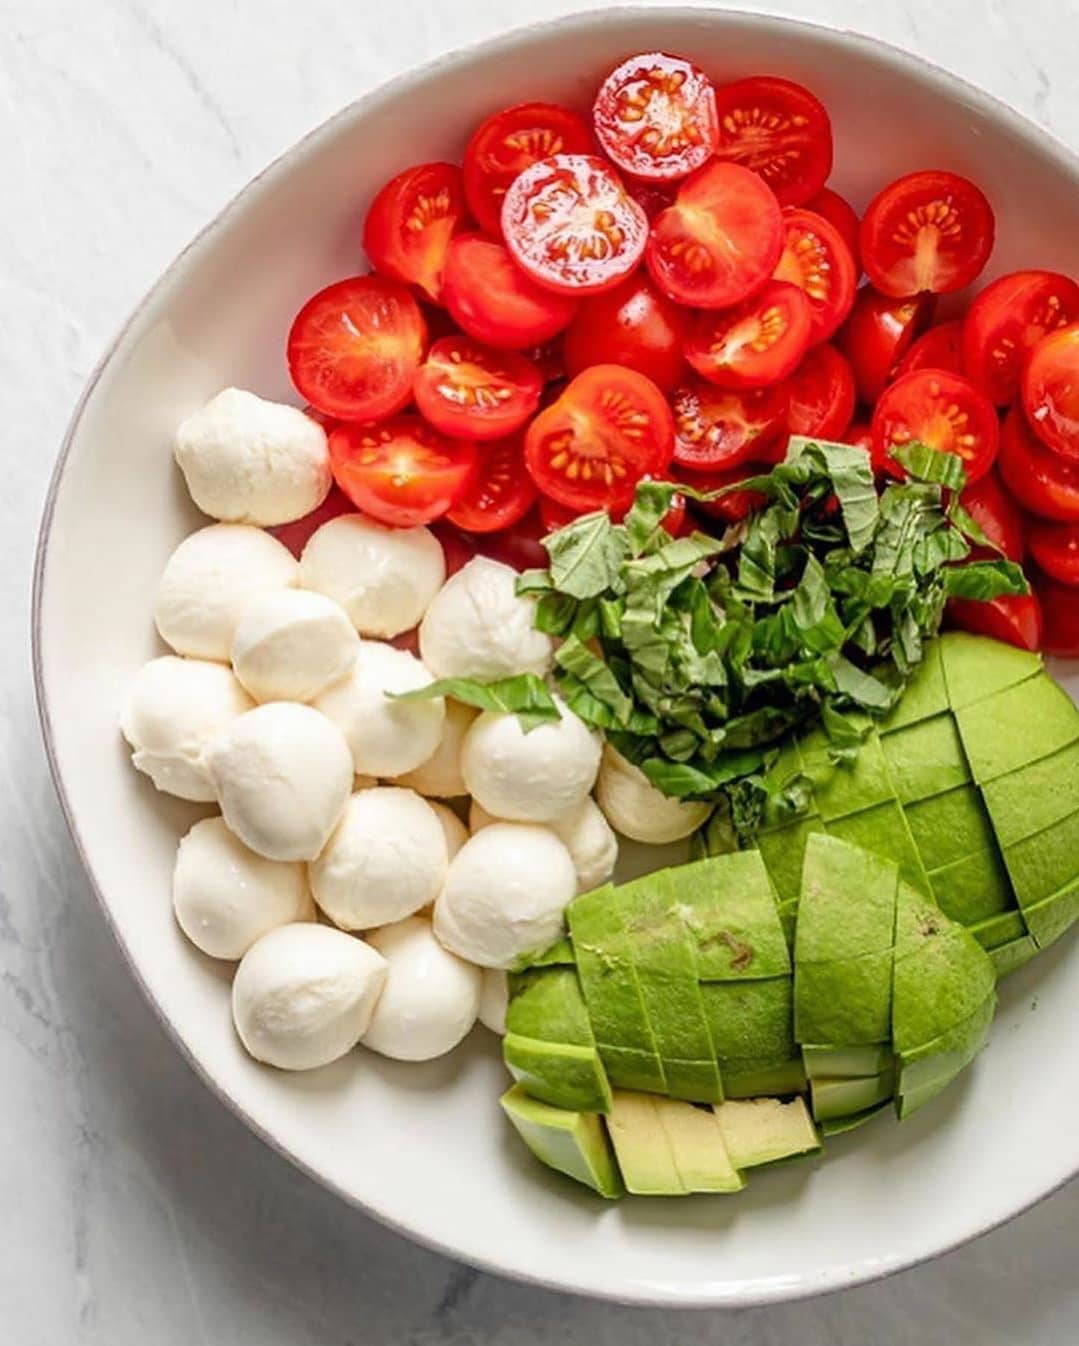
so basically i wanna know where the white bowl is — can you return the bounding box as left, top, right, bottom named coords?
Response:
left=33, top=6, right=1079, bottom=1308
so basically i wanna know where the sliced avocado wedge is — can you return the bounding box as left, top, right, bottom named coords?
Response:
left=881, top=637, right=948, bottom=731
left=503, top=1035, right=613, bottom=1114
left=1003, top=808, right=1079, bottom=909
left=799, top=721, right=895, bottom=821
left=905, top=784, right=998, bottom=871
left=926, top=846, right=1016, bottom=927
left=796, top=950, right=894, bottom=1047
left=968, top=908, right=1027, bottom=950
left=505, top=966, right=593, bottom=1045
left=980, top=739, right=1079, bottom=848
left=1021, top=876, right=1079, bottom=950
left=880, top=713, right=970, bottom=804
left=955, top=674, right=1079, bottom=783
left=818, top=1101, right=891, bottom=1136
left=527, top=935, right=576, bottom=967
left=712, top=1096, right=820, bottom=1168
left=939, top=630, right=1042, bottom=710
left=722, top=1055, right=807, bottom=1099
left=796, top=832, right=897, bottom=961
left=802, top=1043, right=893, bottom=1080
left=604, top=1092, right=686, bottom=1195
left=989, top=936, right=1039, bottom=977
left=811, top=1066, right=895, bottom=1122
left=826, top=801, right=930, bottom=893
left=699, top=976, right=796, bottom=1074
left=896, top=992, right=996, bottom=1119
left=757, top=816, right=826, bottom=906
left=653, top=1098, right=745, bottom=1193
left=500, top=1084, right=622, bottom=1198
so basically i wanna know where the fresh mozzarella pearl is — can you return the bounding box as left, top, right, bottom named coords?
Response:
left=309, top=787, right=448, bottom=930
left=172, top=816, right=314, bottom=959
left=154, top=524, right=298, bottom=662
left=460, top=698, right=601, bottom=823
left=300, top=513, right=444, bottom=638
left=174, top=388, right=331, bottom=526
left=314, top=641, right=445, bottom=778
left=433, top=823, right=576, bottom=968
left=428, top=801, right=469, bottom=860
left=361, top=917, right=481, bottom=1061
left=206, top=702, right=353, bottom=861
left=231, top=588, right=359, bottom=703
left=396, top=699, right=477, bottom=797
left=232, top=923, right=387, bottom=1070
left=419, top=556, right=553, bottom=680
left=120, top=656, right=253, bottom=800
left=469, top=795, right=616, bottom=894
left=595, top=742, right=712, bottom=843
left=478, top=968, right=508, bottom=1036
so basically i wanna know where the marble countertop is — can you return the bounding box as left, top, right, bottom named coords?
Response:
left=4, top=0, right=1078, bottom=1340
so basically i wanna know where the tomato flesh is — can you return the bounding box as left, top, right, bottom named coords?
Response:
left=959, top=471, right=1025, bottom=562
left=774, top=208, right=857, bottom=343
left=963, top=270, right=1079, bottom=405
left=871, top=368, right=998, bottom=484
left=593, top=52, right=718, bottom=182
left=711, top=76, right=833, bottom=207
left=805, top=188, right=860, bottom=272
left=947, top=593, right=1042, bottom=652
left=442, top=234, right=578, bottom=350
left=1035, top=570, right=1079, bottom=657
left=362, top=162, right=465, bottom=303
left=1023, top=323, right=1079, bottom=461
left=1027, top=520, right=1079, bottom=586
left=894, top=319, right=965, bottom=380
left=329, top=417, right=477, bottom=527
left=998, top=404, right=1079, bottom=523
left=414, top=337, right=542, bottom=441
left=838, top=287, right=936, bottom=403
left=446, top=434, right=537, bottom=533
left=786, top=344, right=856, bottom=441
left=564, top=274, right=687, bottom=392
left=672, top=376, right=789, bottom=471
left=685, top=280, right=812, bottom=390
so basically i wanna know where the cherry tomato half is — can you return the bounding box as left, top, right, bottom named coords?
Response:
left=413, top=336, right=542, bottom=441
left=593, top=52, right=718, bottom=182
left=682, top=462, right=770, bottom=524
left=963, top=271, right=1079, bottom=405
left=287, top=276, right=426, bottom=421
left=805, top=188, right=860, bottom=272
left=463, top=102, right=592, bottom=236
left=786, top=344, right=856, bottom=441
left=362, top=162, right=465, bottom=303
left=672, top=376, right=789, bottom=471
left=947, top=592, right=1042, bottom=652
left=959, top=471, right=1025, bottom=562
left=871, top=369, right=999, bottom=484
left=685, top=280, right=812, bottom=390
left=998, top=404, right=1079, bottom=522
left=774, top=208, right=857, bottom=344
left=563, top=274, right=688, bottom=392
left=894, top=319, right=965, bottom=380
left=525, top=365, right=674, bottom=511
left=1026, top=520, right=1079, bottom=586
left=329, top=417, right=477, bottom=528
left=446, top=434, right=537, bottom=533
left=1023, top=322, right=1079, bottom=461
left=647, top=160, right=784, bottom=309
left=860, top=170, right=995, bottom=298
left=442, top=235, right=578, bottom=350
left=838, top=287, right=936, bottom=403
left=1034, top=570, right=1079, bottom=657
left=711, top=76, right=833, bottom=207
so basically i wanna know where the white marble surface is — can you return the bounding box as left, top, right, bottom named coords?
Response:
left=4, top=0, right=1079, bottom=1340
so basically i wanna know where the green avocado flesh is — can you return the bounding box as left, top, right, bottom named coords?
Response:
left=500, top=1085, right=622, bottom=1198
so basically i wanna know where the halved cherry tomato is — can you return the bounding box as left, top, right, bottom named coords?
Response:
left=442, top=235, right=578, bottom=350
left=463, top=102, right=592, bottom=236
left=362, top=162, right=465, bottom=303
left=786, top=344, right=856, bottom=441
left=998, top=404, right=1079, bottom=522
left=711, top=76, right=832, bottom=207
left=1034, top=570, right=1079, bottom=657
left=1026, top=520, right=1079, bottom=586
left=947, top=592, right=1042, bottom=652
left=805, top=188, right=860, bottom=271
left=287, top=276, right=426, bottom=421
left=1023, top=322, right=1079, bottom=461
left=959, top=471, right=1025, bottom=562
left=685, top=280, right=812, bottom=389
left=672, top=376, right=789, bottom=471
left=413, top=336, right=542, bottom=441
left=871, top=369, right=998, bottom=484
left=681, top=462, right=770, bottom=524
left=838, top=287, right=936, bottom=403
left=537, top=486, right=687, bottom=535
left=593, top=52, right=718, bottom=182
left=894, top=319, right=965, bottom=379
left=647, top=161, right=784, bottom=308
left=446, top=434, right=537, bottom=533
left=774, top=208, right=857, bottom=343
left=269, top=485, right=353, bottom=558
left=563, top=274, right=688, bottom=392
left=328, top=417, right=477, bottom=527
left=501, top=154, right=648, bottom=296
left=524, top=365, right=674, bottom=511
left=860, top=170, right=995, bottom=298
left=963, top=271, right=1079, bottom=405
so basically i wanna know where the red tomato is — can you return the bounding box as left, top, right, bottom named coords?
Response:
left=269, top=485, right=353, bottom=558
left=626, top=178, right=676, bottom=221
left=838, top=287, right=936, bottom=403
left=681, top=463, right=770, bottom=523
left=685, top=280, right=812, bottom=390
left=998, top=404, right=1079, bottom=522
left=963, top=271, right=1079, bottom=405
left=1027, top=520, right=1079, bottom=586
left=845, top=420, right=874, bottom=455
left=301, top=404, right=339, bottom=432
left=463, top=102, right=592, bottom=236
left=671, top=376, right=789, bottom=471
left=711, top=76, right=833, bottom=207
left=773, top=208, right=857, bottom=343
left=593, top=52, right=718, bottom=182
left=563, top=274, right=688, bottom=392
left=526, top=340, right=567, bottom=384
left=446, top=434, right=537, bottom=533
left=947, top=593, right=1042, bottom=652
left=1035, top=570, right=1079, bottom=657
left=524, top=365, right=674, bottom=511
left=647, top=161, right=784, bottom=309
left=805, top=188, right=860, bottom=271
left=1023, top=323, right=1079, bottom=461
left=894, top=319, right=965, bottom=379
left=328, top=417, right=477, bottom=527
left=288, top=276, right=426, bottom=421
left=362, top=162, right=465, bottom=303
left=786, top=344, right=856, bottom=441
left=871, top=369, right=998, bottom=484
left=413, top=336, right=542, bottom=441
left=959, top=471, right=1025, bottom=562
left=537, top=486, right=687, bottom=535
left=501, top=154, right=648, bottom=296
left=442, top=235, right=578, bottom=350
left=860, top=170, right=995, bottom=298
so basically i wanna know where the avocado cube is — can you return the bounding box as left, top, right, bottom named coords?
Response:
left=795, top=950, right=894, bottom=1047
left=893, top=880, right=951, bottom=957
left=604, top=1092, right=686, bottom=1195
left=926, top=846, right=1015, bottom=926
left=989, top=935, right=1039, bottom=977
left=811, top=1066, right=895, bottom=1122
left=669, top=855, right=790, bottom=981
left=968, top=909, right=1028, bottom=950
left=818, top=1101, right=891, bottom=1136
left=722, top=1056, right=807, bottom=1098
left=893, top=930, right=996, bottom=1056
left=527, top=935, right=576, bottom=967
left=802, top=1043, right=893, bottom=1079
left=653, top=1098, right=745, bottom=1193
left=1003, top=807, right=1079, bottom=908
left=699, top=975, right=795, bottom=1061
left=955, top=674, right=1079, bottom=782
left=503, top=1035, right=613, bottom=1114
left=757, top=816, right=826, bottom=904
left=713, top=1096, right=820, bottom=1168
left=776, top=897, right=799, bottom=945
left=799, top=724, right=895, bottom=821
left=797, top=832, right=897, bottom=961
left=880, top=713, right=970, bottom=803
left=826, top=802, right=930, bottom=893
left=896, top=991, right=995, bottom=1118
left=500, top=1085, right=622, bottom=1198
left=981, top=738, right=1079, bottom=848
left=905, top=785, right=997, bottom=871
left=506, top=967, right=594, bottom=1045
left=1021, top=876, right=1079, bottom=950
left=939, top=630, right=1042, bottom=710
left=881, top=638, right=948, bottom=732
left=596, top=1045, right=670, bottom=1095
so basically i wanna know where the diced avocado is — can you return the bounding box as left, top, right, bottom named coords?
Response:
left=1021, top=876, right=1079, bottom=950
left=880, top=713, right=971, bottom=805
left=799, top=722, right=895, bottom=821
left=904, top=785, right=997, bottom=871
left=661, top=1059, right=725, bottom=1104
left=968, top=909, right=1027, bottom=950
left=672, top=854, right=791, bottom=981
left=939, top=630, right=1042, bottom=710
left=712, top=1096, right=820, bottom=1168
left=500, top=1085, right=622, bottom=1198
left=796, top=833, right=897, bottom=960
left=699, top=976, right=796, bottom=1072
left=980, top=739, right=1079, bottom=848
left=955, top=674, right=1079, bottom=783
left=926, top=846, right=1015, bottom=926
left=604, top=1092, right=686, bottom=1195
left=881, top=638, right=948, bottom=731
left=818, top=1101, right=891, bottom=1136
left=757, top=816, right=825, bottom=904
left=1003, top=808, right=1079, bottom=908
left=811, top=1066, right=895, bottom=1122
left=896, top=992, right=995, bottom=1119
left=776, top=897, right=799, bottom=945
left=503, top=1035, right=613, bottom=1114
left=653, top=1098, right=745, bottom=1193
left=796, top=949, right=894, bottom=1047
left=527, top=935, right=576, bottom=967
left=722, top=1056, right=807, bottom=1098
left=893, top=930, right=997, bottom=1055
left=597, top=1046, right=671, bottom=1095
left=505, top=966, right=593, bottom=1045
left=802, top=1043, right=893, bottom=1080
left=826, top=802, right=930, bottom=893
left=989, top=935, right=1039, bottom=977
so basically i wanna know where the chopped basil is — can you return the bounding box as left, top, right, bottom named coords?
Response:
left=391, top=674, right=560, bottom=732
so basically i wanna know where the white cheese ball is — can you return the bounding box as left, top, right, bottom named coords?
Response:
left=595, top=743, right=712, bottom=843
left=396, top=699, right=477, bottom=798
left=154, top=523, right=298, bottom=662
left=469, top=796, right=617, bottom=894
left=433, top=823, right=576, bottom=968
left=460, top=698, right=601, bottom=823
left=232, top=923, right=387, bottom=1070
left=314, top=641, right=445, bottom=778
left=361, top=917, right=481, bottom=1061
left=419, top=556, right=553, bottom=680
left=172, top=816, right=314, bottom=959
left=231, top=588, right=360, bottom=703
left=206, top=702, right=353, bottom=861
left=174, top=388, right=331, bottom=526
left=309, top=787, right=449, bottom=930
left=429, top=801, right=469, bottom=860
left=300, top=514, right=444, bottom=638
left=120, top=656, right=253, bottom=800
left=478, top=968, right=508, bottom=1036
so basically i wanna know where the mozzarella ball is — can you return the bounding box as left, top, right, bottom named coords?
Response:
left=206, top=702, right=352, bottom=861
left=154, top=524, right=298, bottom=662
left=434, top=823, right=576, bottom=968
left=174, top=388, right=331, bottom=526
left=429, top=801, right=469, bottom=860
left=309, top=787, right=448, bottom=930
left=550, top=796, right=619, bottom=893
left=595, top=743, right=712, bottom=843
left=300, top=513, right=444, bottom=637
left=361, top=917, right=481, bottom=1061
left=314, top=641, right=445, bottom=778
left=172, top=816, right=313, bottom=959
left=120, top=656, right=253, bottom=800
left=396, top=699, right=477, bottom=797
left=478, top=968, right=508, bottom=1036
left=460, top=699, right=601, bottom=823
left=419, top=556, right=553, bottom=680
left=232, top=923, right=387, bottom=1070
left=231, top=588, right=359, bottom=703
